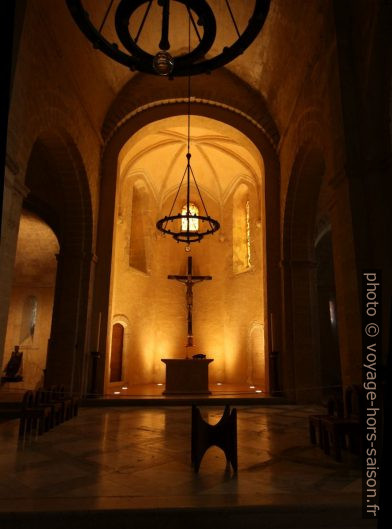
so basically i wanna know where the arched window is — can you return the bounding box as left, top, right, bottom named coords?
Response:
left=19, top=295, right=38, bottom=343
left=129, top=183, right=147, bottom=272
left=181, top=203, right=199, bottom=232
left=110, top=323, right=124, bottom=382
left=233, top=184, right=251, bottom=273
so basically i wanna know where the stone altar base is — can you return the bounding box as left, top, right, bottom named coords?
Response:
left=161, top=358, right=213, bottom=395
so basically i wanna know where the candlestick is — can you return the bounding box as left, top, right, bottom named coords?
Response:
left=96, top=312, right=101, bottom=351
left=270, top=313, right=275, bottom=352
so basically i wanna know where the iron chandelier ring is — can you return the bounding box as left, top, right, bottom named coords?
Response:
left=115, top=0, right=216, bottom=69
left=156, top=214, right=220, bottom=243
left=66, top=0, right=271, bottom=77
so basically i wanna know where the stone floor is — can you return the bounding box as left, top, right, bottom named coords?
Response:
left=0, top=405, right=376, bottom=528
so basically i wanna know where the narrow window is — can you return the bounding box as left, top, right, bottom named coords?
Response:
left=246, top=199, right=251, bottom=268
left=19, top=295, right=38, bottom=343
left=181, top=203, right=199, bottom=232
left=233, top=184, right=251, bottom=273
left=129, top=185, right=147, bottom=272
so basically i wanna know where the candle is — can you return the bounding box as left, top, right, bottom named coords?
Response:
left=96, top=312, right=102, bottom=351
left=270, top=313, right=275, bottom=352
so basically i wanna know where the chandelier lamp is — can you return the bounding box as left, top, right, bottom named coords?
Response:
left=66, top=0, right=270, bottom=77
left=155, top=151, right=221, bottom=246
left=155, top=73, right=220, bottom=247
left=155, top=5, right=221, bottom=247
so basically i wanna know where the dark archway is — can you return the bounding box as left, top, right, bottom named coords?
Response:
left=315, top=226, right=342, bottom=400
left=23, top=130, right=93, bottom=395
left=283, top=146, right=325, bottom=402
left=110, top=323, right=124, bottom=383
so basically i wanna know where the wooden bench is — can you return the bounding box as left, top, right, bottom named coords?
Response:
left=321, top=385, right=364, bottom=461
left=308, top=394, right=343, bottom=448
left=55, top=385, right=78, bottom=421
left=18, top=390, right=52, bottom=439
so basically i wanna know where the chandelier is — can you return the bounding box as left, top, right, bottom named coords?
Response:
left=66, top=0, right=270, bottom=77
left=156, top=8, right=220, bottom=247
left=155, top=150, right=221, bottom=246
left=156, top=85, right=220, bottom=246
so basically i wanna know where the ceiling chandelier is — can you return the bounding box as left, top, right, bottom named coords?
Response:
left=66, top=0, right=270, bottom=77
left=155, top=141, right=221, bottom=247
left=156, top=9, right=220, bottom=248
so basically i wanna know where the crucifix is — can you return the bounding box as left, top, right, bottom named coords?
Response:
left=168, top=256, right=212, bottom=353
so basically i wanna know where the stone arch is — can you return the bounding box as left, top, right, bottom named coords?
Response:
left=22, top=128, right=93, bottom=395
left=109, top=314, right=130, bottom=386
left=2, top=94, right=98, bottom=372
left=93, top=82, right=281, bottom=395
left=109, top=323, right=124, bottom=383
left=2, top=210, right=59, bottom=391
left=102, top=69, right=280, bottom=149
left=283, top=144, right=326, bottom=402
left=10, top=89, right=99, bottom=191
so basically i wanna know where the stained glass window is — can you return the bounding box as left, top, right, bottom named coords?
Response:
left=246, top=200, right=251, bottom=268
left=233, top=185, right=251, bottom=273
left=181, top=203, right=199, bottom=232
left=19, top=295, right=38, bottom=343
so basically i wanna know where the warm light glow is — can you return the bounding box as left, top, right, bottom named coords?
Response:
left=114, top=391, right=120, bottom=395
left=246, top=200, right=251, bottom=268
left=122, top=386, right=128, bottom=390
left=249, top=385, right=255, bottom=389
left=110, top=116, right=266, bottom=393
left=157, top=383, right=163, bottom=386
left=181, top=203, right=199, bottom=232
left=329, top=299, right=336, bottom=327
left=255, top=390, right=262, bottom=393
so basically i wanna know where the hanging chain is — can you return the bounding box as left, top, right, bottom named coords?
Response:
left=98, top=0, right=115, bottom=34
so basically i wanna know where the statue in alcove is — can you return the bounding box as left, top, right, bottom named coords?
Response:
left=1, top=345, right=23, bottom=383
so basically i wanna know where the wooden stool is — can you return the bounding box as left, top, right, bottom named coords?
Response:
left=191, top=404, right=237, bottom=473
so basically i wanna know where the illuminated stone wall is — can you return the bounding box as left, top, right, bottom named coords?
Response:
left=108, top=116, right=265, bottom=388
left=2, top=212, right=58, bottom=390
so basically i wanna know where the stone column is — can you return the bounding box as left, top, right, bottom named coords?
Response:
left=44, top=250, right=93, bottom=396
left=285, top=259, right=322, bottom=402
left=0, top=160, right=29, bottom=369
left=328, top=180, right=362, bottom=388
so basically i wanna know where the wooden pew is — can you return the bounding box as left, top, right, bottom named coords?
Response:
left=308, top=394, right=344, bottom=448
left=55, top=385, right=75, bottom=421
left=18, top=390, right=52, bottom=439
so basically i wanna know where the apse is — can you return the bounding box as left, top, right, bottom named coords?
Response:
left=2, top=210, right=59, bottom=390
left=107, top=115, right=267, bottom=390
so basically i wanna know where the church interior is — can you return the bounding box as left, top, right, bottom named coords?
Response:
left=0, top=0, right=390, bottom=527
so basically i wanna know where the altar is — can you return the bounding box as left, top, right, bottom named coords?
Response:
left=161, top=358, right=214, bottom=395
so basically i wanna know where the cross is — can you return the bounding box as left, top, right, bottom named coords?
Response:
left=168, top=256, right=212, bottom=351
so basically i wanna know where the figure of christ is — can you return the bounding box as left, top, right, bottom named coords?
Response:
left=168, top=256, right=212, bottom=353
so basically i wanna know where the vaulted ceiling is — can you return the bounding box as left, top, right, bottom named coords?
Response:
left=14, top=212, right=59, bottom=286
left=35, top=0, right=332, bottom=137
left=118, top=115, right=263, bottom=206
